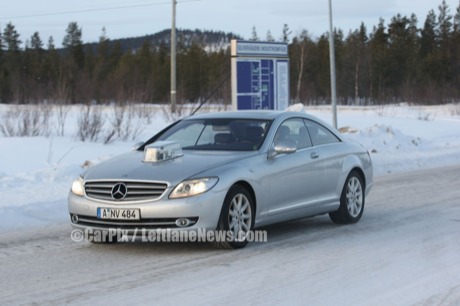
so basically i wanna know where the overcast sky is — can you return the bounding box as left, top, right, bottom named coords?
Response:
left=0, top=0, right=458, bottom=47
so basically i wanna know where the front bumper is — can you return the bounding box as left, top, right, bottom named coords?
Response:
left=67, top=188, right=226, bottom=234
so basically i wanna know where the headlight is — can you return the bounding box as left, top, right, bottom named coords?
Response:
left=71, top=176, right=85, bottom=196
left=170, top=177, right=218, bottom=199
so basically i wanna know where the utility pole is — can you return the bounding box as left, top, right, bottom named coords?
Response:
left=171, top=0, right=177, bottom=114
left=328, top=0, right=338, bottom=129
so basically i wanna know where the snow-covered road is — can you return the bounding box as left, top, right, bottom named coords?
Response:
left=1, top=164, right=459, bottom=305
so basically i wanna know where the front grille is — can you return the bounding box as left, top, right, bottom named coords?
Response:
left=85, top=181, right=168, bottom=202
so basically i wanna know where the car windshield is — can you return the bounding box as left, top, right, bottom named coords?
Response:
left=157, top=118, right=272, bottom=151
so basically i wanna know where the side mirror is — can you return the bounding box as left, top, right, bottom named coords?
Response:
left=268, top=140, right=297, bottom=158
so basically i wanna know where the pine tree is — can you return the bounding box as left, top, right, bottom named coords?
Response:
left=3, top=22, right=21, bottom=52
left=281, top=24, right=292, bottom=43
left=455, top=1, right=460, bottom=32
left=438, top=0, right=452, bottom=45
left=179, top=42, right=207, bottom=102
left=62, top=22, right=85, bottom=102
left=453, top=1, right=460, bottom=97
left=266, top=30, right=275, bottom=42
left=63, top=22, right=83, bottom=48
left=407, top=14, right=420, bottom=96
left=313, top=34, right=334, bottom=99
left=344, top=23, right=369, bottom=104
left=0, top=26, right=5, bottom=103
left=1, top=23, right=23, bottom=102
left=47, top=36, right=55, bottom=50
left=419, top=9, right=438, bottom=91
left=387, top=14, right=419, bottom=98
left=250, top=26, right=259, bottom=41
left=26, top=32, right=46, bottom=102
left=30, top=32, right=43, bottom=51
left=63, top=22, right=84, bottom=69
left=43, top=36, right=60, bottom=101
left=369, top=18, right=389, bottom=101
left=437, top=0, right=453, bottom=87
left=0, top=29, right=3, bottom=51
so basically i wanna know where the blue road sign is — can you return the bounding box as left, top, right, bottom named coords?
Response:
left=231, top=40, right=289, bottom=110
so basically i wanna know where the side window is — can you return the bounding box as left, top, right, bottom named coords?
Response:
left=274, top=118, right=312, bottom=149
left=304, top=119, right=340, bottom=146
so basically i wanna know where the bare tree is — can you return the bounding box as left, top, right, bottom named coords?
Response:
left=293, top=30, right=311, bottom=102
left=77, top=104, right=104, bottom=142
left=104, top=103, right=147, bottom=144
left=55, top=103, right=70, bottom=136
left=0, top=104, right=51, bottom=137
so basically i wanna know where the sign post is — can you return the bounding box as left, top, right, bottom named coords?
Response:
left=231, top=40, right=289, bottom=110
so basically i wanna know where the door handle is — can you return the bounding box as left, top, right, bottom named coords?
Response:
left=310, top=152, right=319, bottom=159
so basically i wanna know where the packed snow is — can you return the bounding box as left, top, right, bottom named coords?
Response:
left=0, top=103, right=460, bottom=233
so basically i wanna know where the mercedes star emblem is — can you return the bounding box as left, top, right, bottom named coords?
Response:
left=111, top=182, right=128, bottom=200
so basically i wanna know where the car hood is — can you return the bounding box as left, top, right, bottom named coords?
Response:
left=83, top=150, right=258, bottom=185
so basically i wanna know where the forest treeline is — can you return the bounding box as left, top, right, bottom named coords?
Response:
left=0, top=0, right=459, bottom=106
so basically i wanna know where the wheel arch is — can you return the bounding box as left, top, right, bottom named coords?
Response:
left=342, top=155, right=366, bottom=189
left=231, top=180, right=257, bottom=215
left=350, top=167, right=366, bottom=190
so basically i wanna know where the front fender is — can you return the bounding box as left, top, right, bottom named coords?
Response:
left=194, top=156, right=268, bottom=218
left=340, top=152, right=373, bottom=196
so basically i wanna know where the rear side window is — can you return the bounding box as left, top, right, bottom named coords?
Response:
left=303, top=119, right=340, bottom=146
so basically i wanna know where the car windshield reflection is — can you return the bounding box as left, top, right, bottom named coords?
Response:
left=157, top=119, right=272, bottom=151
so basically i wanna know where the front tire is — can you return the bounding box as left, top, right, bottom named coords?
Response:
left=214, top=185, right=254, bottom=249
left=329, top=171, right=365, bottom=224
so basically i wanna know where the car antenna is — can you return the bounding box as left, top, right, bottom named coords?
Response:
left=191, top=72, right=231, bottom=116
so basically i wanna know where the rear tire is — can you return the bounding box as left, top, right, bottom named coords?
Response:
left=329, top=171, right=365, bottom=224
left=214, top=185, right=254, bottom=249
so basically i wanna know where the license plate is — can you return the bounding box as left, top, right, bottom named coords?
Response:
left=97, top=208, right=140, bottom=220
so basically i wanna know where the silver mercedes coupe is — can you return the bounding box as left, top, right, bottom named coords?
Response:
left=68, top=111, right=373, bottom=248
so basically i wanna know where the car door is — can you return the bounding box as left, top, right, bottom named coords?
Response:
left=304, top=119, right=343, bottom=204
left=267, top=118, right=325, bottom=215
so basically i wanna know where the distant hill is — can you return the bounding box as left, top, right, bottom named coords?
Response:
left=84, top=29, right=243, bottom=53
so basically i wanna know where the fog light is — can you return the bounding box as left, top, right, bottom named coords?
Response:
left=175, top=218, right=191, bottom=227
left=71, top=214, right=79, bottom=223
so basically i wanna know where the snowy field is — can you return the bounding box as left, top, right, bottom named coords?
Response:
left=1, top=103, right=460, bottom=305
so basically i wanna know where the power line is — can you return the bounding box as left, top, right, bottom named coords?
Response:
left=0, top=0, right=202, bottom=20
